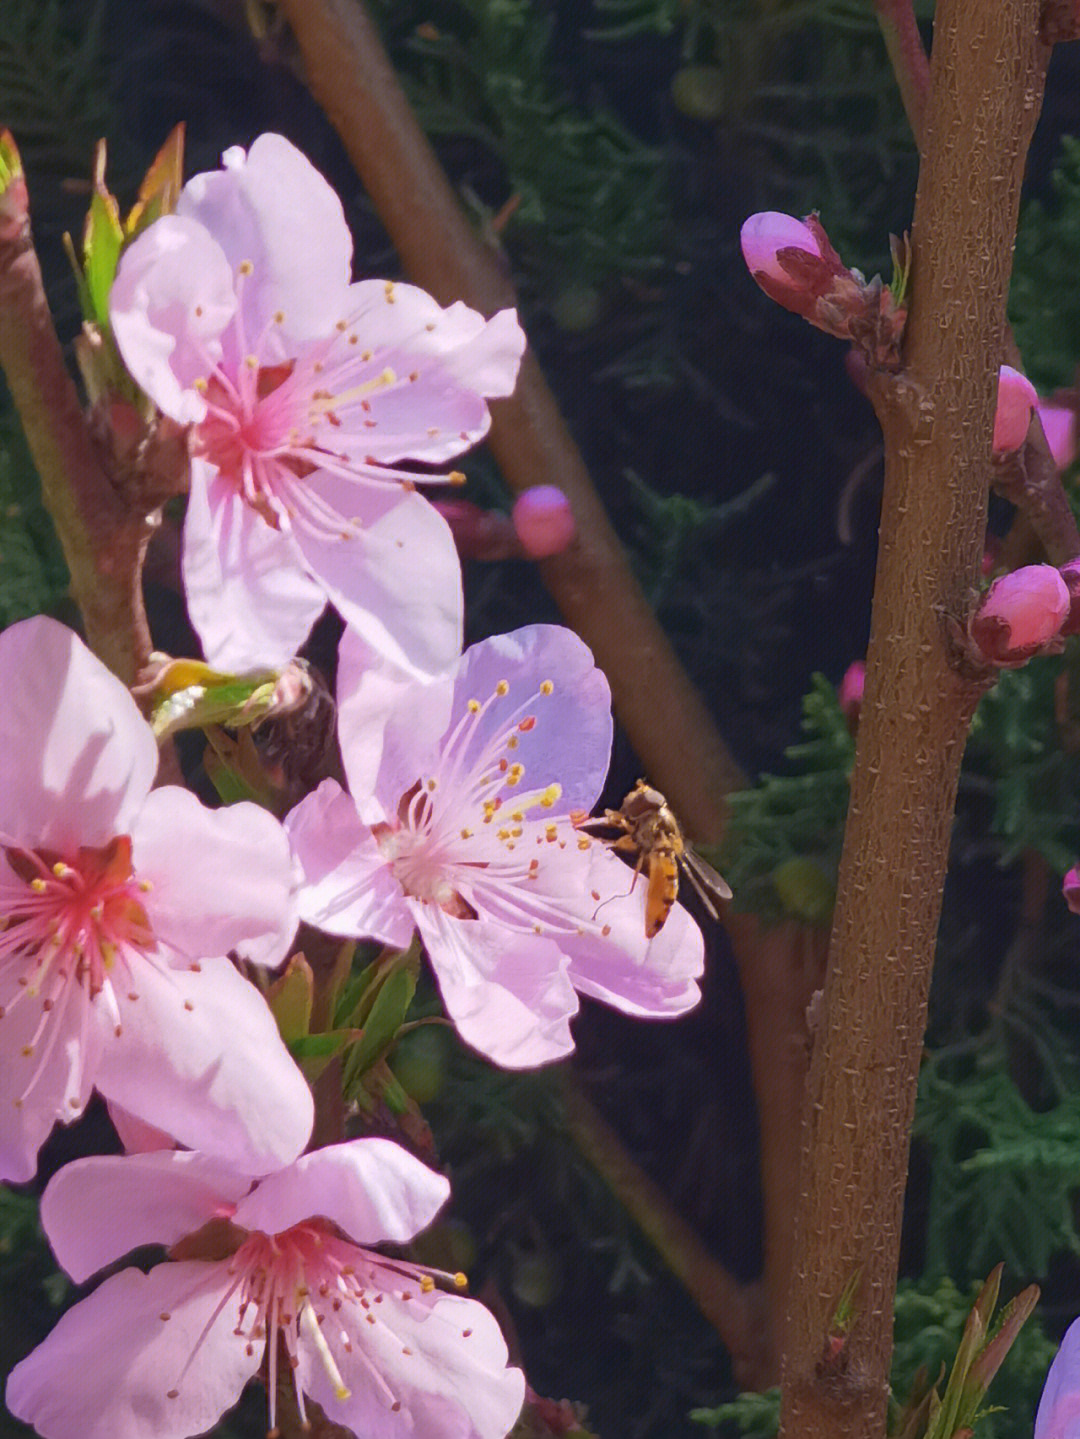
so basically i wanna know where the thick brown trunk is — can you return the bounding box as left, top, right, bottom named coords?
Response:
left=779, top=5, right=1049, bottom=1436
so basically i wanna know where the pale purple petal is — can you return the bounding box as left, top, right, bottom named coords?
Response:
left=132, top=786, right=298, bottom=967
left=0, top=965, right=100, bottom=1183
left=233, top=1137, right=449, bottom=1243
left=183, top=463, right=327, bottom=670
left=337, top=628, right=455, bottom=820
left=0, top=617, right=158, bottom=851
left=177, top=133, right=353, bottom=341
left=6, top=1262, right=259, bottom=1439
left=41, top=1150, right=252, bottom=1283
left=286, top=781, right=414, bottom=946
left=1036, top=1317, right=1080, bottom=1439
left=443, top=625, right=611, bottom=812
left=97, top=957, right=313, bottom=1175
left=290, top=479, right=464, bottom=680
left=302, top=1279, right=525, bottom=1439
left=559, top=849, right=704, bottom=1016
left=111, top=216, right=237, bottom=424
left=416, top=906, right=578, bottom=1068
left=108, top=1100, right=178, bottom=1155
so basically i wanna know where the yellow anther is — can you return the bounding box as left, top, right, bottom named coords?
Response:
left=420, top=1275, right=435, bottom=1293
left=453, top=1272, right=468, bottom=1289
left=193, top=377, right=208, bottom=392
left=545, top=824, right=558, bottom=842
left=540, top=680, right=554, bottom=695
left=495, top=680, right=509, bottom=697
left=336, top=319, right=348, bottom=332
left=577, top=838, right=590, bottom=851
left=426, top=779, right=437, bottom=791
left=244, top=354, right=259, bottom=369
left=510, top=810, right=524, bottom=822
left=30, top=879, right=46, bottom=893
left=51, top=862, right=68, bottom=878
left=505, top=764, right=524, bottom=786
left=467, top=699, right=481, bottom=713
left=139, top=880, right=153, bottom=892
left=361, top=349, right=373, bottom=362
left=460, top=828, right=473, bottom=840
left=507, top=735, right=519, bottom=750
left=497, top=828, right=511, bottom=841
left=448, top=471, right=466, bottom=486
left=539, top=783, right=561, bottom=808
left=273, top=310, right=285, bottom=323
left=238, top=260, right=254, bottom=275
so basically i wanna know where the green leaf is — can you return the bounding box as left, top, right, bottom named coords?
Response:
left=266, top=954, right=313, bottom=1045
left=342, top=964, right=417, bottom=1093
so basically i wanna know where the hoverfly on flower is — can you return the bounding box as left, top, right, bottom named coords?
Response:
left=573, top=780, right=731, bottom=938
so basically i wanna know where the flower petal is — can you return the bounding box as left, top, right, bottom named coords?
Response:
left=1036, top=1317, right=1080, bottom=1439
left=41, top=1150, right=253, bottom=1283
left=178, top=133, right=354, bottom=342
left=110, top=215, right=237, bottom=424
left=183, top=463, right=327, bottom=671
left=290, top=480, right=464, bottom=680
left=133, top=786, right=298, bottom=968
left=301, top=1274, right=525, bottom=1439
left=417, top=906, right=579, bottom=1068
left=6, top=1262, right=259, bottom=1439
left=0, top=617, right=158, bottom=851
left=0, top=966, right=100, bottom=1183
left=96, top=958, right=313, bottom=1175
left=285, top=781, right=414, bottom=947
left=233, top=1137, right=449, bottom=1243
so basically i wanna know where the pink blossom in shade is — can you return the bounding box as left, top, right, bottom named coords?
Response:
left=992, top=365, right=1038, bottom=454
left=7, top=1140, right=526, bottom=1439
left=739, top=211, right=823, bottom=286
left=110, top=133, right=527, bottom=677
left=969, top=564, right=1071, bottom=662
left=1064, top=867, right=1080, bottom=916
left=1038, top=399, right=1078, bottom=471
left=512, top=486, right=576, bottom=558
left=0, top=615, right=312, bottom=1181
left=285, top=624, right=704, bottom=1070
left=837, top=661, right=865, bottom=731
left=1035, top=1317, right=1080, bottom=1438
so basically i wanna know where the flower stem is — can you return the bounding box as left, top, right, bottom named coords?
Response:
left=0, top=149, right=154, bottom=684
left=779, top=6, right=1051, bottom=1436
left=273, top=0, right=745, bottom=844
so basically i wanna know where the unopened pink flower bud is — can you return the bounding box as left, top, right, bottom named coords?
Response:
left=1037, top=399, right=1077, bottom=471
left=512, top=486, right=576, bottom=558
left=970, top=563, right=1070, bottom=662
left=431, top=498, right=520, bottom=562
left=837, top=661, right=865, bottom=731
left=740, top=212, right=823, bottom=287
left=1064, top=866, right=1080, bottom=915
left=993, top=366, right=1038, bottom=455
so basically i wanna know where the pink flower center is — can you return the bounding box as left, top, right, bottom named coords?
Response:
left=371, top=677, right=603, bottom=937
left=168, top=1220, right=464, bottom=1432
left=0, top=835, right=155, bottom=1105
left=189, top=266, right=444, bottom=539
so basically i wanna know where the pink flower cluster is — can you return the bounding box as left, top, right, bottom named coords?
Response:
left=3, top=133, right=709, bottom=1439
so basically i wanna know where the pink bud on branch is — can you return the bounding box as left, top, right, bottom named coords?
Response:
left=992, top=365, right=1038, bottom=455
left=1063, top=866, right=1080, bottom=915
left=512, top=486, right=576, bottom=558
left=969, top=564, right=1070, bottom=663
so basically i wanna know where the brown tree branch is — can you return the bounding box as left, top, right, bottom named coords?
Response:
left=555, top=1066, right=772, bottom=1389
left=0, top=143, right=154, bottom=685
left=779, top=6, right=1050, bottom=1437
left=873, top=0, right=930, bottom=145
left=274, top=0, right=745, bottom=843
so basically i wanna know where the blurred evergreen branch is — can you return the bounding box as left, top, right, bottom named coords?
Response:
left=1011, top=135, right=1080, bottom=392
left=0, top=403, right=70, bottom=629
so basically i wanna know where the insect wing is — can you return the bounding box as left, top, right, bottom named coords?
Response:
left=678, top=845, right=732, bottom=919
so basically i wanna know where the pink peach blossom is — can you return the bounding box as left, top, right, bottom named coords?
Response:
left=111, top=133, right=526, bottom=676
left=0, top=616, right=311, bottom=1180
left=7, top=1140, right=525, bottom=1439
left=837, top=661, right=865, bottom=730
left=1035, top=1316, right=1080, bottom=1439
left=285, top=625, right=704, bottom=1068
left=969, top=564, right=1070, bottom=662
left=1064, top=866, right=1080, bottom=916
left=993, top=365, right=1038, bottom=454
left=1038, top=399, right=1078, bottom=471
left=740, top=211, right=823, bottom=285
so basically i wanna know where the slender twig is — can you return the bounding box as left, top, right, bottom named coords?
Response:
left=274, top=0, right=745, bottom=844
left=555, top=1066, right=771, bottom=1388
left=780, top=6, right=1051, bottom=1437
left=873, top=3, right=1080, bottom=569
left=873, top=0, right=930, bottom=146
left=0, top=145, right=154, bottom=684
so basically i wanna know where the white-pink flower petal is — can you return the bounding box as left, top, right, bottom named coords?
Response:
left=41, top=1150, right=252, bottom=1283
left=6, top=1262, right=259, bottom=1439
left=233, top=1136, right=449, bottom=1243
left=0, top=617, right=158, bottom=851
left=97, top=958, right=313, bottom=1175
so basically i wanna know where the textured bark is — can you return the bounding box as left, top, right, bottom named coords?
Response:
left=0, top=205, right=154, bottom=684
left=275, top=0, right=744, bottom=842
left=779, top=6, right=1049, bottom=1437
